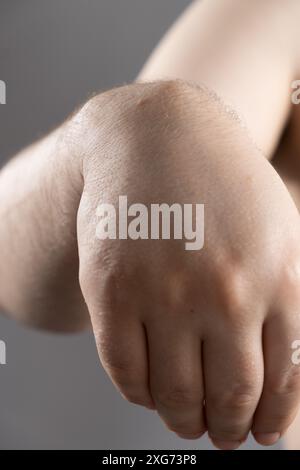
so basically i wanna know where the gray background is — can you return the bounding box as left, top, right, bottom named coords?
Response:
left=0, top=0, right=279, bottom=450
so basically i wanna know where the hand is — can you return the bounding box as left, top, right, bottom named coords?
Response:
left=74, top=80, right=300, bottom=449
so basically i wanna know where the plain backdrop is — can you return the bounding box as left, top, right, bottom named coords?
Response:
left=0, top=0, right=279, bottom=450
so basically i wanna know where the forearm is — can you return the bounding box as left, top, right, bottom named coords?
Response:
left=0, top=123, right=89, bottom=331
left=139, top=0, right=300, bottom=157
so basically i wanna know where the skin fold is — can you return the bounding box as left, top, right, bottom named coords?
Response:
left=1, top=0, right=300, bottom=450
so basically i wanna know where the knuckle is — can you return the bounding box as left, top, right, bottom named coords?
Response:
left=121, top=390, right=151, bottom=407
left=255, top=411, right=289, bottom=430
left=98, top=344, right=135, bottom=383
left=101, top=356, right=151, bottom=407
left=155, top=387, right=202, bottom=409
left=101, top=354, right=134, bottom=380
left=253, top=404, right=296, bottom=432
left=210, top=384, right=256, bottom=414
left=98, top=268, right=130, bottom=309
left=82, top=80, right=200, bottom=136
left=267, top=367, right=300, bottom=397
left=278, top=258, right=300, bottom=304
left=212, top=264, right=259, bottom=326
left=81, top=262, right=135, bottom=312
left=217, top=267, right=249, bottom=316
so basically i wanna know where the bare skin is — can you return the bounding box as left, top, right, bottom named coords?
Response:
left=273, top=121, right=300, bottom=449
left=138, top=0, right=300, bottom=448
left=1, top=0, right=300, bottom=451
left=1, top=80, right=300, bottom=450
left=77, top=82, right=300, bottom=450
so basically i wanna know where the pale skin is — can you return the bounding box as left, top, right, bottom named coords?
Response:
left=1, top=0, right=300, bottom=450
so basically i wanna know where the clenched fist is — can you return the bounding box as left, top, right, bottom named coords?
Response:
left=1, top=80, right=300, bottom=450
left=74, top=81, right=300, bottom=449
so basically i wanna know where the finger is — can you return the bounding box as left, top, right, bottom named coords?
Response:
left=147, top=316, right=206, bottom=439
left=203, top=323, right=264, bottom=450
left=252, top=314, right=300, bottom=446
left=91, top=307, right=155, bottom=410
